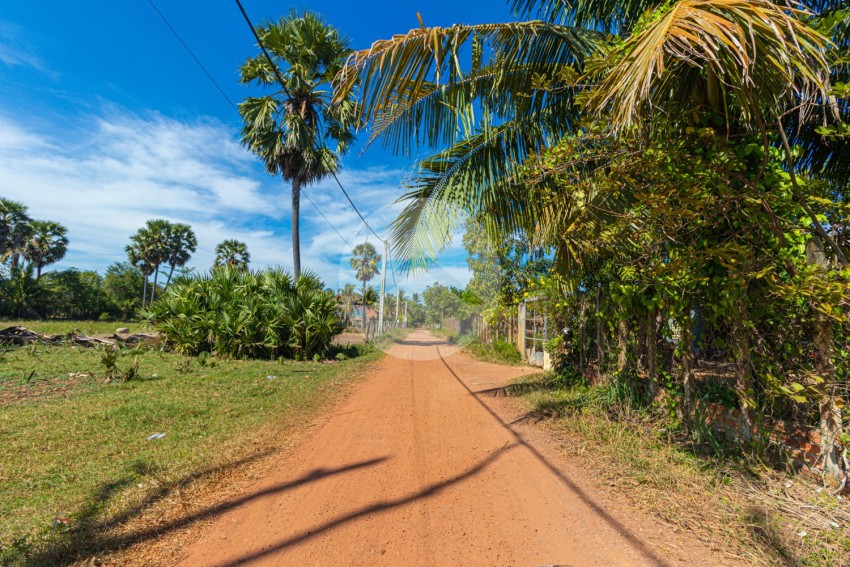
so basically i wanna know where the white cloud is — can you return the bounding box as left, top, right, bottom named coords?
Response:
left=0, top=106, right=472, bottom=293
left=0, top=109, right=289, bottom=267
left=0, top=21, right=56, bottom=77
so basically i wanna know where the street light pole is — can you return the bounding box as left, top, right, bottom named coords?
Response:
left=378, top=240, right=387, bottom=333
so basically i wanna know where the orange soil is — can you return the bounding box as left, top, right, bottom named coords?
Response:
left=176, top=330, right=718, bottom=566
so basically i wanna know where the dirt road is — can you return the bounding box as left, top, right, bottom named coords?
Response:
left=177, top=330, right=713, bottom=566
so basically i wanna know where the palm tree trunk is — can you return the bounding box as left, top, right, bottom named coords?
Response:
left=36, top=264, right=43, bottom=281
left=807, top=238, right=845, bottom=487
left=292, top=178, right=302, bottom=280
left=362, top=280, right=367, bottom=330
left=142, top=276, right=148, bottom=309
left=164, top=263, right=176, bottom=290
left=150, top=265, right=160, bottom=303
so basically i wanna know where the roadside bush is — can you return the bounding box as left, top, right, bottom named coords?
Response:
left=146, top=267, right=341, bottom=359
left=491, top=338, right=521, bottom=363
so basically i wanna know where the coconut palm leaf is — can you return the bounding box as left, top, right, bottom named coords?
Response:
left=337, top=21, right=599, bottom=150
left=791, top=5, right=850, bottom=184
left=388, top=103, right=577, bottom=270
left=510, top=0, right=659, bottom=30
left=589, top=0, right=832, bottom=129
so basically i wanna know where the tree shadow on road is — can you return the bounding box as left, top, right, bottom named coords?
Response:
left=213, top=348, right=676, bottom=567
left=437, top=347, right=675, bottom=567
left=22, top=453, right=388, bottom=566
left=394, top=339, right=447, bottom=347
left=212, top=443, right=520, bottom=566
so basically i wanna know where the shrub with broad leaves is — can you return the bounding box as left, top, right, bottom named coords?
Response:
left=146, top=266, right=341, bottom=360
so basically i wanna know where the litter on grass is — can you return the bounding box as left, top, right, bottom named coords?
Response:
left=266, top=375, right=278, bottom=380
left=146, top=432, right=166, bottom=441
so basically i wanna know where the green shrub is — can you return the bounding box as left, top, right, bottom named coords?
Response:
left=492, top=338, right=521, bottom=363
left=146, top=267, right=341, bottom=360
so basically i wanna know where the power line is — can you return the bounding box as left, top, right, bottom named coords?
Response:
left=231, top=0, right=387, bottom=246
left=145, top=0, right=237, bottom=112
left=327, top=169, right=386, bottom=243
left=302, top=189, right=349, bottom=245
left=146, top=0, right=352, bottom=249
left=232, top=1, right=405, bottom=303
left=233, top=0, right=291, bottom=98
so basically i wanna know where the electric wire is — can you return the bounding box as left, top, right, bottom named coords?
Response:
left=145, top=0, right=353, bottom=248
left=233, top=0, right=291, bottom=98
left=154, top=0, right=402, bottom=293
left=302, top=189, right=350, bottom=245
left=145, top=0, right=238, bottom=112
left=232, top=0, right=388, bottom=246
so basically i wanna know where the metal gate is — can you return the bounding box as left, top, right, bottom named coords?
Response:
left=521, top=297, right=548, bottom=368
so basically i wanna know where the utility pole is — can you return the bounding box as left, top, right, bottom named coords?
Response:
left=378, top=240, right=387, bottom=333
left=404, top=301, right=408, bottom=328
left=395, top=287, right=401, bottom=325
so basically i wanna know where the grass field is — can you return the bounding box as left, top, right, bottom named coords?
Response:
left=0, top=320, right=152, bottom=336
left=0, top=337, right=381, bottom=565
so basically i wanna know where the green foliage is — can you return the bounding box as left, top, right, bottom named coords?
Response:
left=349, top=242, right=381, bottom=328
left=0, top=198, right=33, bottom=270
left=125, top=219, right=197, bottom=308
left=0, top=266, right=47, bottom=318
left=146, top=267, right=342, bottom=360
left=239, top=11, right=357, bottom=185
left=349, top=242, right=380, bottom=284
left=465, top=337, right=522, bottom=364
left=102, top=262, right=144, bottom=319
left=0, top=341, right=380, bottom=564
left=21, top=220, right=68, bottom=278
left=98, top=346, right=140, bottom=382
left=40, top=269, right=108, bottom=320
left=422, top=282, right=469, bottom=325
left=213, top=239, right=250, bottom=271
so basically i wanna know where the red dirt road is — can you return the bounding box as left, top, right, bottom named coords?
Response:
left=177, top=330, right=713, bottom=566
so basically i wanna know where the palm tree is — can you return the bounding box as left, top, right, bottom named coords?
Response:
left=163, top=223, right=197, bottom=290
left=338, top=282, right=357, bottom=321
left=239, top=10, right=358, bottom=280
left=333, top=10, right=599, bottom=270
left=127, top=220, right=171, bottom=304
left=125, top=240, right=154, bottom=308
left=0, top=199, right=33, bottom=270
left=214, top=239, right=250, bottom=270
left=334, top=0, right=834, bottom=269
left=349, top=242, right=380, bottom=329
left=6, top=264, right=45, bottom=318
left=22, top=220, right=68, bottom=279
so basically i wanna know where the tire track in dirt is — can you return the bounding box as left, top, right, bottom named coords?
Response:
left=176, top=330, right=717, bottom=566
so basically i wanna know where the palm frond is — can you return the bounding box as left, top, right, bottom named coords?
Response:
left=389, top=107, right=569, bottom=271
left=510, top=0, right=659, bottom=30
left=336, top=21, right=599, bottom=152
left=589, top=0, right=832, bottom=129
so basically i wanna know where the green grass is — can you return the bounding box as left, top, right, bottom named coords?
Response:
left=0, top=341, right=381, bottom=565
left=369, top=326, right=411, bottom=351
left=0, top=320, right=152, bottom=336
left=464, top=338, right=522, bottom=365
left=508, top=374, right=850, bottom=566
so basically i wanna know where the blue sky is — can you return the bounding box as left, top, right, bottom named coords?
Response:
left=0, top=0, right=515, bottom=293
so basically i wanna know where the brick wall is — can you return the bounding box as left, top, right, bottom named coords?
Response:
left=700, top=401, right=847, bottom=488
